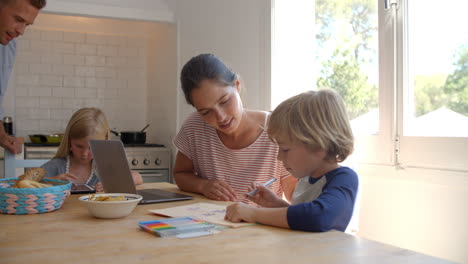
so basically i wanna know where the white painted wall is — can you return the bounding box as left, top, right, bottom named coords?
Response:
left=174, top=0, right=272, bottom=130
left=146, top=23, right=178, bottom=149
left=356, top=165, right=468, bottom=263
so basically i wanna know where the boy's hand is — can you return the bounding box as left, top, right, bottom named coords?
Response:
left=225, top=202, right=256, bottom=223
left=247, top=183, right=289, bottom=208
left=201, top=179, right=238, bottom=202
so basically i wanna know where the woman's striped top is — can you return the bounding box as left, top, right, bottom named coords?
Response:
left=174, top=111, right=290, bottom=203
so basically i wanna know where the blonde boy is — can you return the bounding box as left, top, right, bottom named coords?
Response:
left=225, top=90, right=358, bottom=232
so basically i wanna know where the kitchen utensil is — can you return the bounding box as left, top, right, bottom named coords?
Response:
left=140, top=124, right=150, bottom=133
left=2, top=116, right=13, bottom=135
left=110, top=130, right=146, bottom=144
left=29, top=134, right=64, bottom=144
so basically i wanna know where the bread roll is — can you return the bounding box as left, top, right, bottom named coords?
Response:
left=16, top=179, right=52, bottom=188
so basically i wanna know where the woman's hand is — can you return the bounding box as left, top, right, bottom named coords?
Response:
left=201, top=179, right=238, bottom=201
left=247, top=183, right=289, bottom=208
left=53, top=173, right=78, bottom=182
left=225, top=202, right=257, bottom=223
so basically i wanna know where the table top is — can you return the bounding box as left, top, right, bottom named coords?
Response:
left=0, top=183, right=452, bottom=264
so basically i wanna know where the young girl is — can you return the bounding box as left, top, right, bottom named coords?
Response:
left=41, top=107, right=142, bottom=191
left=225, top=90, right=358, bottom=232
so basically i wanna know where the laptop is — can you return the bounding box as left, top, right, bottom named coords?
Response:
left=89, top=140, right=193, bottom=204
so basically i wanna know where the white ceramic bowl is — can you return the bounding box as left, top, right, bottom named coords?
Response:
left=78, top=193, right=142, bottom=219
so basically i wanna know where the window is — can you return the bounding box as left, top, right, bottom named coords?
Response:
left=272, top=0, right=468, bottom=171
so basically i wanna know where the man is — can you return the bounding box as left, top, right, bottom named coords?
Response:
left=0, top=0, right=46, bottom=154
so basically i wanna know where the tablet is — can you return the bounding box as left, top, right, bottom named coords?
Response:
left=71, top=184, right=96, bottom=194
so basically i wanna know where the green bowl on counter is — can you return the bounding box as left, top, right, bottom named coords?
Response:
left=29, top=134, right=64, bottom=144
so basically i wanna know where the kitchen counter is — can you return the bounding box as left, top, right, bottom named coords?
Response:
left=0, top=183, right=453, bottom=264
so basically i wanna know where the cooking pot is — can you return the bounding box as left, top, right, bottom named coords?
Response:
left=111, top=125, right=149, bottom=144
left=29, top=134, right=64, bottom=144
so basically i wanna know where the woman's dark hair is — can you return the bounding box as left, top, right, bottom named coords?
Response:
left=180, top=54, right=238, bottom=105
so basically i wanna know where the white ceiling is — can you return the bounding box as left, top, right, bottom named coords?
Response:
left=43, top=0, right=175, bottom=22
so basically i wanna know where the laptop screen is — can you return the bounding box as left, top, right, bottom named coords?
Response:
left=89, top=140, right=138, bottom=194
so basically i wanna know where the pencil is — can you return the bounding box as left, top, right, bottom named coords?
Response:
left=247, top=178, right=277, bottom=197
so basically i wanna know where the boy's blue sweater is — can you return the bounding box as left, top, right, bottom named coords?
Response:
left=287, top=166, right=359, bottom=232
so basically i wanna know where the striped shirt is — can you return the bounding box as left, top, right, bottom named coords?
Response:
left=174, top=111, right=290, bottom=203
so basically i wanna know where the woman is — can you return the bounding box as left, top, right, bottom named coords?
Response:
left=42, top=107, right=142, bottom=191
left=173, top=54, right=296, bottom=203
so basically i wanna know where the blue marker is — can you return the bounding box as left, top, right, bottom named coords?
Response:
left=247, top=178, right=277, bottom=197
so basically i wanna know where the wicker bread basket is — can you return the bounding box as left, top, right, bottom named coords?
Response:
left=0, top=178, right=72, bottom=214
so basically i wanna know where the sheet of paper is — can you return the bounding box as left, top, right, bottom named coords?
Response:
left=149, top=202, right=253, bottom=228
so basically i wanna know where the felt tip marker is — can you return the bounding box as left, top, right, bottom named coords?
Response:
left=247, top=178, right=277, bottom=197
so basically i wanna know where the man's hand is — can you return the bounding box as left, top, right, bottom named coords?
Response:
left=0, top=134, right=22, bottom=154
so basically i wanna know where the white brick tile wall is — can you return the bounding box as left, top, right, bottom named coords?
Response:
left=39, top=97, right=62, bottom=108
left=95, top=67, right=116, bottom=78
left=22, top=29, right=41, bottom=40
left=16, top=97, right=39, bottom=108
left=16, top=120, right=40, bottom=133
left=75, top=66, right=96, bottom=77
left=16, top=51, right=41, bottom=63
left=16, top=108, right=50, bottom=119
left=106, top=57, right=126, bottom=67
left=75, top=88, right=97, bottom=98
left=17, top=75, right=39, bottom=85
left=97, top=45, right=118, bottom=56
left=52, top=42, right=75, bottom=53
left=14, top=64, right=29, bottom=74
left=85, top=56, right=106, bottom=66
left=39, top=75, right=63, bottom=86
left=29, top=63, right=52, bottom=74
left=106, top=36, right=127, bottom=46
left=118, top=47, right=138, bottom=57
left=50, top=108, right=73, bottom=120
left=85, top=77, right=106, bottom=89
left=39, top=119, right=64, bottom=132
left=17, top=39, right=30, bottom=50
left=86, top=34, right=107, bottom=45
left=97, top=88, right=118, bottom=99
left=64, top=76, right=84, bottom=88
left=64, top=32, right=85, bottom=43
left=52, top=87, right=74, bottom=97
left=64, top=54, right=85, bottom=65
left=30, top=40, right=52, bottom=52
left=76, top=44, right=97, bottom=55
left=28, top=86, right=51, bottom=97
left=106, top=79, right=126, bottom=89
left=52, top=64, right=74, bottom=76
left=41, top=54, right=63, bottom=64
left=41, top=31, right=63, bottom=41
left=13, top=28, right=148, bottom=138
left=15, top=86, right=29, bottom=97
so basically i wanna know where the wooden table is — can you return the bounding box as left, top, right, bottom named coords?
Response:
left=0, top=183, right=453, bottom=264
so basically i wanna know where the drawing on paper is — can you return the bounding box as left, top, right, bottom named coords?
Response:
left=149, top=202, right=252, bottom=228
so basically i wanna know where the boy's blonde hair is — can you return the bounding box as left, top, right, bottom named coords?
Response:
left=268, top=89, right=354, bottom=163
left=55, top=108, right=110, bottom=158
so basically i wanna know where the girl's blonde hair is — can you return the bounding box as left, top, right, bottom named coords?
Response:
left=55, top=108, right=110, bottom=158
left=268, top=89, right=354, bottom=163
